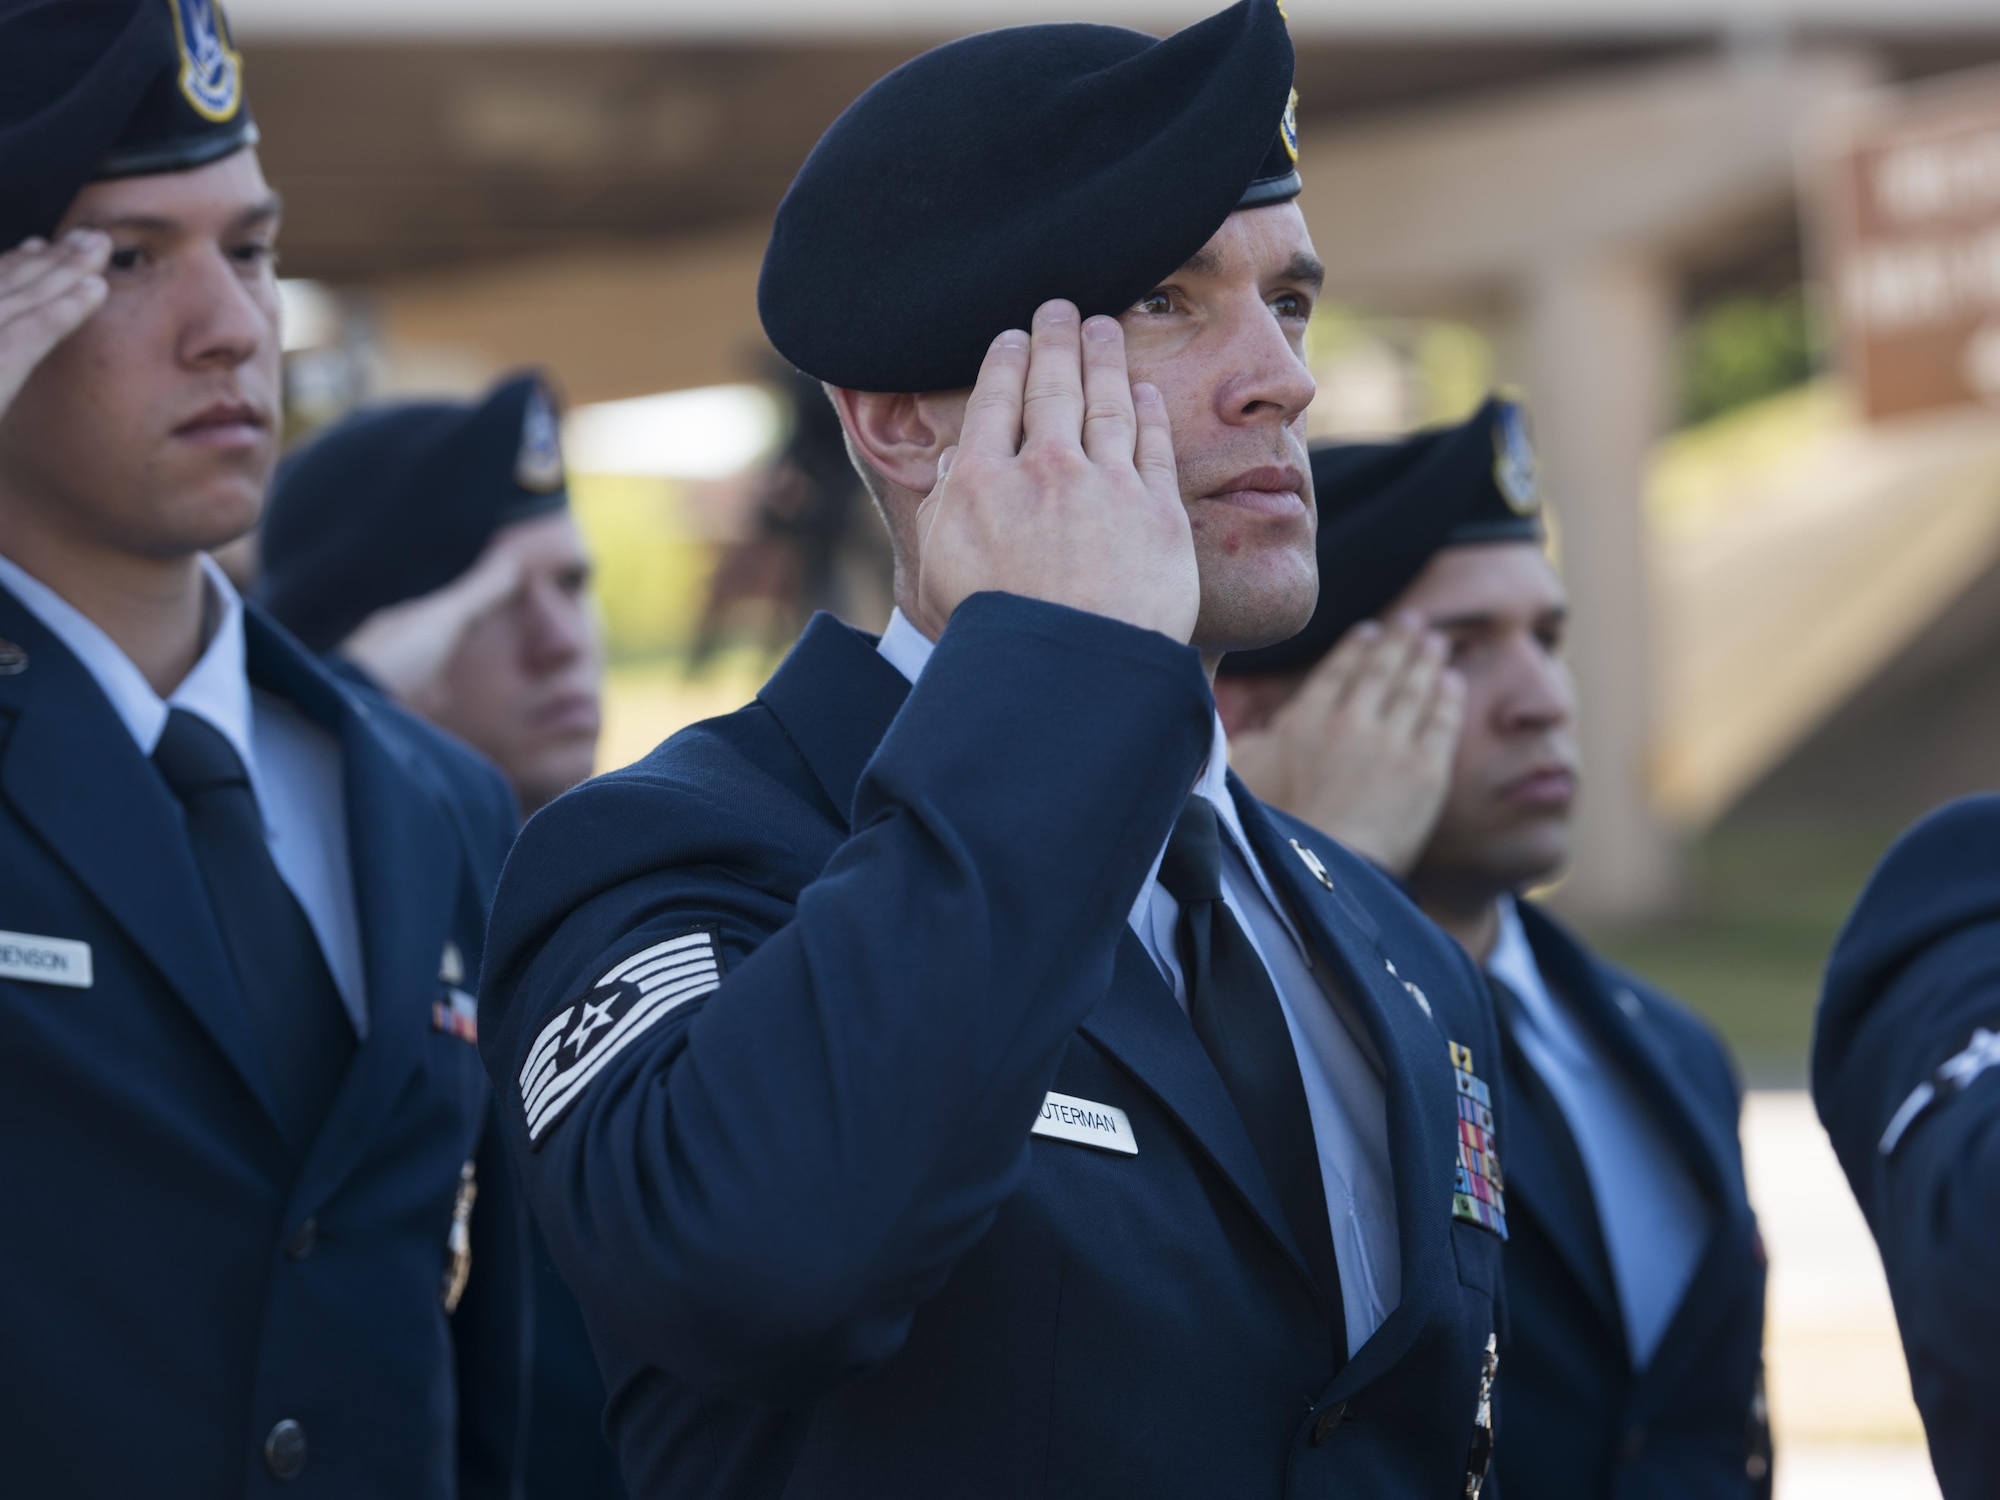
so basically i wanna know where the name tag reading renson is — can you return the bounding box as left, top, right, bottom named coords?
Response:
left=1031, top=1091, right=1138, bottom=1155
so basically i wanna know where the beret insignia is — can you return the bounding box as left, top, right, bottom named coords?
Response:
left=1491, top=400, right=1540, bottom=517
left=170, top=0, right=244, bottom=125
left=1281, top=88, right=1300, bottom=164
left=515, top=383, right=566, bottom=494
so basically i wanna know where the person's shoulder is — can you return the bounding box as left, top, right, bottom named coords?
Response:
left=1518, top=898, right=1741, bottom=1103
left=527, top=694, right=826, bottom=852
left=344, top=674, right=517, bottom=842
left=1825, top=796, right=2000, bottom=1018
left=496, top=697, right=835, bottom=926
left=1815, top=797, right=2000, bottom=1132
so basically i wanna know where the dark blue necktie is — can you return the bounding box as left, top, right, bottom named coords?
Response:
left=153, top=708, right=355, bottom=1149
left=1159, top=795, right=1346, bottom=1359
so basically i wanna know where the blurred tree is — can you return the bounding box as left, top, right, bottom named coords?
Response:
left=1679, top=286, right=1819, bottom=426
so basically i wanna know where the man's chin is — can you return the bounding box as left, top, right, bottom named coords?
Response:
left=1188, top=555, right=1317, bottom=655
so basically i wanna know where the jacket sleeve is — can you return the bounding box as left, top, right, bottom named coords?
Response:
left=1815, top=799, right=2000, bottom=1467
left=478, top=595, right=1213, bottom=1405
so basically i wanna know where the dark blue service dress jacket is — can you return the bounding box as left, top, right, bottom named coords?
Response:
left=0, top=584, right=529, bottom=1498
left=1815, top=795, right=2000, bottom=1500
left=327, top=649, right=626, bottom=1500
left=480, top=595, right=1511, bottom=1499
left=1495, top=903, right=1770, bottom=1500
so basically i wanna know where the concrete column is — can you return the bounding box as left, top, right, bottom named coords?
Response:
left=1516, top=251, right=1683, bottom=923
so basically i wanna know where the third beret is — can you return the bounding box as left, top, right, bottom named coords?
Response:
left=1220, top=396, right=1546, bottom=678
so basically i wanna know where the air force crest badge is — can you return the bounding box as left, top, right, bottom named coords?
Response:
left=519, top=928, right=723, bottom=1146
left=169, top=0, right=245, bottom=124
left=1491, top=399, right=1540, bottom=517
left=515, top=382, right=566, bottom=493
left=1281, top=88, right=1300, bottom=164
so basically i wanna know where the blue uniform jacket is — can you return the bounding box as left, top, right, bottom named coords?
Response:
left=327, top=649, right=625, bottom=1500
left=0, top=585, right=529, bottom=1498
left=1815, top=795, right=2000, bottom=1500
left=480, top=596, right=1509, bottom=1498
left=1496, top=902, right=1769, bottom=1499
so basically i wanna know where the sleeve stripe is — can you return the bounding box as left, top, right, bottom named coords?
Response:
left=626, top=950, right=721, bottom=990
left=601, top=931, right=714, bottom=988
left=519, top=1005, right=575, bottom=1091
left=520, top=960, right=722, bottom=1123
left=525, top=969, right=720, bottom=1140
left=522, top=960, right=721, bottom=1121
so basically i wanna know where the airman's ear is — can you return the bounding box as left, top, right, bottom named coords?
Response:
left=826, top=386, right=964, bottom=497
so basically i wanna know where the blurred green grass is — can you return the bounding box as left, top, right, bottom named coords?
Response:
left=1576, top=823, right=1899, bottom=1086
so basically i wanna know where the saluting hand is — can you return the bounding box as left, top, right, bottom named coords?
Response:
left=910, top=300, right=1200, bottom=644
left=1231, top=615, right=1465, bottom=877
left=339, top=530, right=527, bottom=717
left=0, top=231, right=110, bottom=421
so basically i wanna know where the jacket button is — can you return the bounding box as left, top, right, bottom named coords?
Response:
left=1618, top=1425, right=1646, bottom=1463
left=1312, top=1401, right=1348, bottom=1444
left=284, top=1218, right=317, bottom=1261
left=264, top=1419, right=308, bottom=1480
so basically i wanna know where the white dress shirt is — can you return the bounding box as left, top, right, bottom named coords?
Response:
left=1487, top=896, right=1709, bottom=1367
left=0, top=551, right=368, bottom=1033
left=878, top=607, right=1399, bottom=1352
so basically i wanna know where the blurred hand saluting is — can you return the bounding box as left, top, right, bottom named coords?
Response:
left=0, top=230, right=109, bottom=420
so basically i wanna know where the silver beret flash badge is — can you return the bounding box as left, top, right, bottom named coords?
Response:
left=1492, top=399, right=1540, bottom=517
left=516, top=383, right=567, bottom=493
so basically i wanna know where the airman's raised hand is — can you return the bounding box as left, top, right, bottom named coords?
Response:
left=910, top=300, right=1200, bottom=644
left=0, top=230, right=109, bottom=421
left=1231, top=613, right=1465, bottom=876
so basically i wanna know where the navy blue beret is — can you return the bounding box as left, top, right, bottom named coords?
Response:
left=760, top=0, right=1300, bottom=393
left=1219, top=395, right=1546, bottom=678
left=259, top=373, right=570, bottom=654
left=0, top=0, right=258, bottom=252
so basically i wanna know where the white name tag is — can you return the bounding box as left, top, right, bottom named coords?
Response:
left=1031, top=1091, right=1138, bottom=1155
left=0, top=930, right=93, bottom=989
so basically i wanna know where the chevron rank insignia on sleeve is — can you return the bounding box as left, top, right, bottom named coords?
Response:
left=520, top=927, right=722, bottom=1146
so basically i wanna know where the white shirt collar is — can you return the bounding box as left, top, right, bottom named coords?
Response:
left=876, top=606, right=936, bottom=685
left=0, top=550, right=257, bottom=769
left=1486, top=894, right=1593, bottom=1072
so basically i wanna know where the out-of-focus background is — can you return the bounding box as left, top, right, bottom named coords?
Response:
left=231, top=2, right=2000, bottom=1491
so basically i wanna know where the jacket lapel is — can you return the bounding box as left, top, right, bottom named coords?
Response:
left=1492, top=1031, right=1626, bottom=1341
left=1518, top=904, right=1750, bottom=1408
left=758, top=618, right=1329, bottom=1304
left=1230, top=784, right=1460, bottom=1397
left=1077, top=937, right=1321, bottom=1303
left=0, top=586, right=287, bottom=1131
left=243, top=611, right=457, bottom=1202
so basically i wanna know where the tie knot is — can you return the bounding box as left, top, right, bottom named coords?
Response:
left=153, top=708, right=250, bottom=801
left=1157, top=794, right=1224, bottom=907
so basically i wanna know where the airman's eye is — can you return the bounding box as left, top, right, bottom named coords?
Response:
left=1131, top=289, right=1173, bottom=316
left=107, top=246, right=143, bottom=272
left=1272, top=291, right=1308, bottom=319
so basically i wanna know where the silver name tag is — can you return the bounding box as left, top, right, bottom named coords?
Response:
left=0, top=930, right=93, bottom=989
left=1031, top=1091, right=1137, bottom=1155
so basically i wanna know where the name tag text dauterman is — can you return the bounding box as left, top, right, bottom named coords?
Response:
left=0, top=930, right=93, bottom=989
left=1031, top=1091, right=1138, bottom=1155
